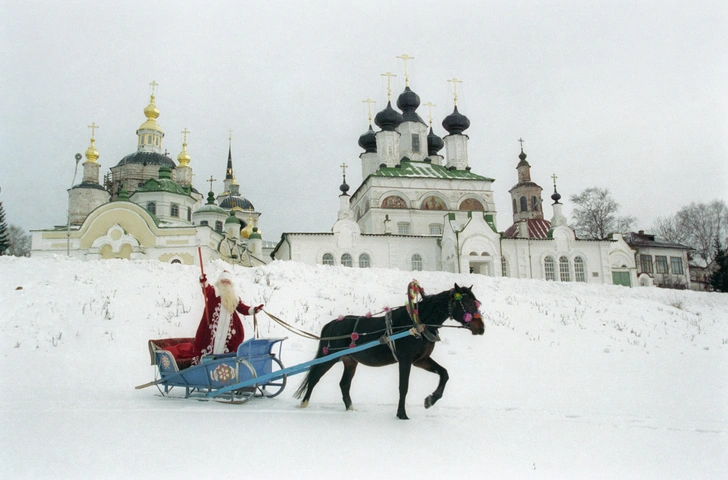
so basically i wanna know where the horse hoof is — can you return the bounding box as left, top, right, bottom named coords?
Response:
left=424, top=396, right=433, bottom=409
left=298, top=401, right=309, bottom=409
left=347, top=405, right=355, bottom=411
left=397, top=412, right=410, bottom=420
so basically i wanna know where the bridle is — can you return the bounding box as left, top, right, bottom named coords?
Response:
left=447, top=289, right=483, bottom=329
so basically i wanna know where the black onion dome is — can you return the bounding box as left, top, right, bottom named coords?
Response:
left=427, top=126, right=444, bottom=155
left=116, top=151, right=176, bottom=167
left=358, top=125, right=377, bottom=153
left=340, top=180, right=350, bottom=195
left=442, top=106, right=470, bottom=135
left=551, top=187, right=562, bottom=204
left=396, top=87, right=426, bottom=124
left=374, top=101, right=404, bottom=132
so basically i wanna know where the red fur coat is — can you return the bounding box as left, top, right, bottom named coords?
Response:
left=191, top=283, right=252, bottom=365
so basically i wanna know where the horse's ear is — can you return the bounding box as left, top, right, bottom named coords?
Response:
left=454, top=283, right=460, bottom=290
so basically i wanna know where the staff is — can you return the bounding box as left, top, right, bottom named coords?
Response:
left=198, top=247, right=210, bottom=326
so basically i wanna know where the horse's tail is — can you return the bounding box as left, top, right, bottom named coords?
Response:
left=293, top=322, right=335, bottom=399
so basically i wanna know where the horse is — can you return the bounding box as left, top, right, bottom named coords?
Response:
left=294, top=283, right=485, bottom=419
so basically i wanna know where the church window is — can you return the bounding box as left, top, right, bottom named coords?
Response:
left=341, top=253, right=353, bottom=267
left=512, top=199, right=517, bottom=214
left=147, top=135, right=152, bottom=144
left=200, top=220, right=209, bottom=226
left=398, top=223, right=410, bottom=234
left=146, top=202, right=156, bottom=215
left=655, top=256, right=669, bottom=274
left=155, top=136, right=159, bottom=146
left=359, top=254, right=371, bottom=268
left=322, top=253, right=334, bottom=266
left=532, top=196, right=539, bottom=211
left=429, top=224, right=442, bottom=235
left=520, top=196, right=528, bottom=212
left=501, top=256, right=509, bottom=277
left=171, top=203, right=179, bottom=217
left=559, top=256, right=571, bottom=282
left=411, top=134, right=420, bottom=153
left=381, top=195, right=407, bottom=209
left=171, top=259, right=182, bottom=264
left=640, top=254, right=653, bottom=274
left=411, top=254, right=423, bottom=271
left=544, top=256, right=556, bottom=281
left=187, top=207, right=192, bottom=222
left=670, top=256, right=684, bottom=275
left=215, top=221, right=223, bottom=233
left=574, top=256, right=586, bottom=282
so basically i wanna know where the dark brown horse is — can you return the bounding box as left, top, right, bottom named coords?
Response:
left=294, top=283, right=485, bottom=419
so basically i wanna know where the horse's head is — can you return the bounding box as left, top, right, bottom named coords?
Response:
left=448, top=284, right=485, bottom=335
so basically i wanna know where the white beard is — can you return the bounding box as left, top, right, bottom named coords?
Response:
left=216, top=283, right=239, bottom=312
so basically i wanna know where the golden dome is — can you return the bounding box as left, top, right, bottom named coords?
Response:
left=85, top=138, right=99, bottom=162
left=177, top=144, right=191, bottom=166
left=143, top=95, right=160, bottom=119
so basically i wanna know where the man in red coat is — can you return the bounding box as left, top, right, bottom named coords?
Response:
left=192, top=270, right=262, bottom=365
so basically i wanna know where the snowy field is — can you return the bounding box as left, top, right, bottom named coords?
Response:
left=1, top=256, right=726, bottom=479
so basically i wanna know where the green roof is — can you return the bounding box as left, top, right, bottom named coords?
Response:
left=136, top=178, right=193, bottom=197
left=372, top=159, right=494, bottom=182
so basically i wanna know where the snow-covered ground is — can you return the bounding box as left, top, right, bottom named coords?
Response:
left=1, top=256, right=726, bottom=479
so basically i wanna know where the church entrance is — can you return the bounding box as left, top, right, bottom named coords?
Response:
left=466, top=252, right=493, bottom=276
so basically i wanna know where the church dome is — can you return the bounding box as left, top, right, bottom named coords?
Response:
left=219, top=192, right=254, bottom=211
left=442, top=106, right=470, bottom=135
left=358, top=125, right=377, bottom=153
left=115, top=151, right=176, bottom=168
left=427, top=126, right=444, bottom=155
left=374, top=101, right=404, bottom=132
left=396, top=87, right=426, bottom=124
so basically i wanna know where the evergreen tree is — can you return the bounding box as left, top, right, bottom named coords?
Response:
left=708, top=238, right=728, bottom=293
left=0, top=201, right=10, bottom=255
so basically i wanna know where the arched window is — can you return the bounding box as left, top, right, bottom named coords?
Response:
left=520, top=196, right=528, bottom=212
left=544, top=256, right=556, bottom=281
left=501, top=256, right=508, bottom=277
left=341, top=253, right=353, bottom=267
left=559, top=256, right=571, bottom=282
left=170, top=203, right=179, bottom=217
left=146, top=202, right=156, bottom=215
left=359, top=253, right=371, bottom=268
left=200, top=220, right=209, bottom=226
left=512, top=198, right=517, bottom=214
left=411, top=254, right=423, bottom=271
left=531, top=196, right=539, bottom=211
left=171, top=259, right=182, bottom=264
left=322, top=253, right=334, bottom=266
left=215, top=221, right=223, bottom=233
left=187, top=207, right=192, bottom=222
left=574, top=256, right=586, bottom=282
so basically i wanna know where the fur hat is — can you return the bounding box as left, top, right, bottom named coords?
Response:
left=217, top=270, right=233, bottom=284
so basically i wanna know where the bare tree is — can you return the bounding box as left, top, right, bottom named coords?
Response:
left=569, top=187, right=635, bottom=240
left=675, top=200, right=728, bottom=265
left=652, top=214, right=690, bottom=244
left=5, top=225, right=31, bottom=257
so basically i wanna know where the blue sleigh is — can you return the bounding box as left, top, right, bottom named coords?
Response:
left=139, top=337, right=288, bottom=403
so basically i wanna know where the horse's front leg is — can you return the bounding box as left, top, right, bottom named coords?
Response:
left=413, top=357, right=449, bottom=409
left=397, top=360, right=413, bottom=419
left=340, top=356, right=358, bottom=411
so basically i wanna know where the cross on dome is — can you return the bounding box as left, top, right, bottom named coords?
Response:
left=396, top=54, right=414, bottom=87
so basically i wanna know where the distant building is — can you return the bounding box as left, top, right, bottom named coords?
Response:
left=625, top=231, right=692, bottom=289
left=31, top=87, right=268, bottom=266
left=272, top=66, right=638, bottom=286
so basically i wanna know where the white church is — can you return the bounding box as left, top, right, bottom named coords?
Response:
left=271, top=69, right=637, bottom=287
left=31, top=67, right=638, bottom=286
left=31, top=87, right=268, bottom=267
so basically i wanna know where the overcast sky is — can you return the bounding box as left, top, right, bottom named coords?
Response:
left=1, top=0, right=726, bottom=242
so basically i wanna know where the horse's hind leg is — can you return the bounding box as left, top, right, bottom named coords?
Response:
left=413, top=357, right=449, bottom=409
left=340, top=356, right=358, bottom=411
left=299, top=360, right=337, bottom=408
